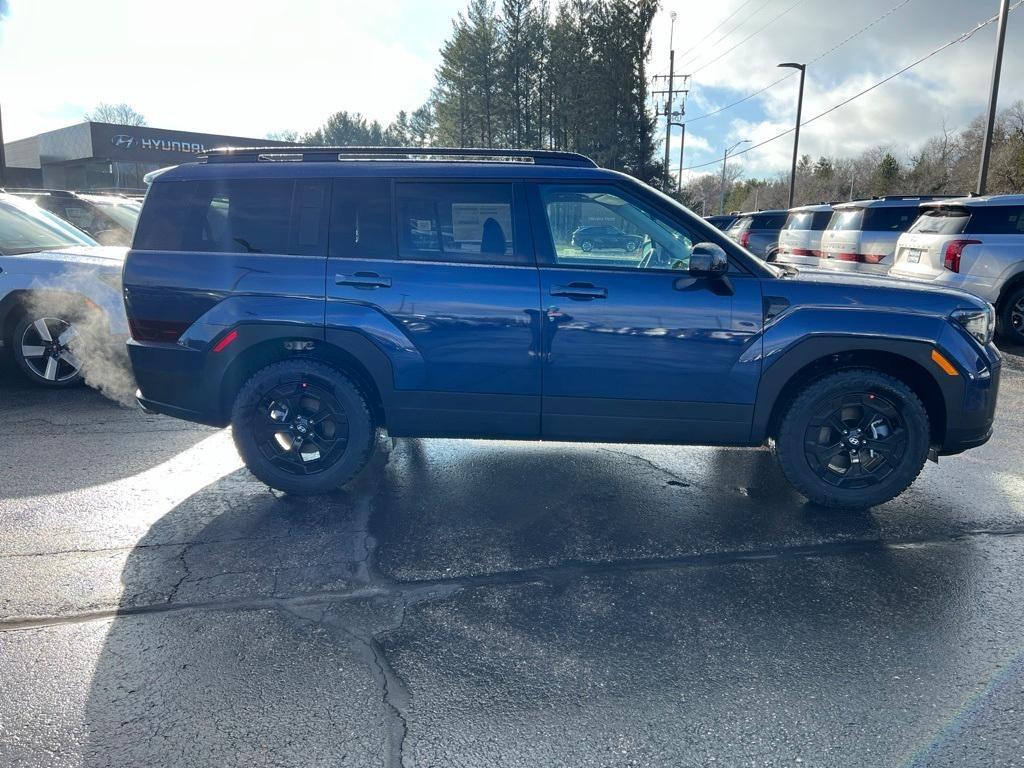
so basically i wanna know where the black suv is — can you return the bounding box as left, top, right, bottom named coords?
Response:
left=124, top=147, right=1001, bottom=509
left=570, top=225, right=641, bottom=252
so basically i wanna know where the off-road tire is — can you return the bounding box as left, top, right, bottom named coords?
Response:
left=775, top=369, right=930, bottom=509
left=231, top=359, right=377, bottom=495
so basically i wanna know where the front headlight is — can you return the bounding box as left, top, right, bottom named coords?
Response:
left=951, top=306, right=995, bottom=346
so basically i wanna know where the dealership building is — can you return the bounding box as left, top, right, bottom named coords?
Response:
left=2, top=121, right=296, bottom=191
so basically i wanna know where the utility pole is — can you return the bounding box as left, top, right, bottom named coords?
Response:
left=778, top=62, right=806, bottom=209
left=652, top=11, right=690, bottom=191
left=978, top=0, right=1010, bottom=195
left=720, top=140, right=751, bottom=215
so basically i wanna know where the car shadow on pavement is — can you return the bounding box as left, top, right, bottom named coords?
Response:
left=0, top=362, right=217, bottom=499
left=67, top=431, right=1024, bottom=766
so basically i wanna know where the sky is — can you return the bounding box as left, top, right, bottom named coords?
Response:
left=0, top=0, right=1021, bottom=183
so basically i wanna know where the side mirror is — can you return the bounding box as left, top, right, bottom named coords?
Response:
left=688, top=242, right=729, bottom=276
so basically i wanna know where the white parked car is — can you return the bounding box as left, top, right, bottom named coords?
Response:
left=775, top=203, right=832, bottom=268
left=819, top=197, right=943, bottom=275
left=0, top=193, right=128, bottom=387
left=889, top=194, right=1024, bottom=345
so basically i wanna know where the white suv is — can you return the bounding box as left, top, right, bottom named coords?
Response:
left=819, top=197, right=942, bottom=275
left=889, top=194, right=1024, bottom=345
left=776, top=203, right=832, bottom=268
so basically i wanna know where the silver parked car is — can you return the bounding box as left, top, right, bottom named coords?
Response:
left=889, top=194, right=1024, bottom=345
left=775, top=203, right=833, bottom=268
left=724, top=209, right=788, bottom=261
left=0, top=193, right=129, bottom=387
left=819, top=197, right=944, bottom=275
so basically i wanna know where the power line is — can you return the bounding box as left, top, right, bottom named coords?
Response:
left=684, top=0, right=918, bottom=125
left=689, top=0, right=813, bottom=75
left=680, top=3, right=1020, bottom=173
left=675, top=0, right=764, bottom=67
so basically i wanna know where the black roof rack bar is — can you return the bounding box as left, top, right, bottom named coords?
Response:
left=201, top=145, right=598, bottom=168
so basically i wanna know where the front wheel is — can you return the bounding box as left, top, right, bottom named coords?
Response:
left=774, top=369, right=930, bottom=509
left=231, top=359, right=377, bottom=495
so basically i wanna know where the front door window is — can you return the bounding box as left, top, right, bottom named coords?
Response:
left=539, top=186, right=697, bottom=271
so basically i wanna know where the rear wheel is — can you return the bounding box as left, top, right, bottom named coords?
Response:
left=231, top=360, right=377, bottom=495
left=579, top=240, right=594, bottom=252
left=11, top=314, right=83, bottom=388
left=775, top=369, right=930, bottom=509
left=997, top=283, right=1024, bottom=345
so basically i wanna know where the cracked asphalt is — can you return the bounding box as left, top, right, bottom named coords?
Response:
left=1, top=352, right=1023, bottom=767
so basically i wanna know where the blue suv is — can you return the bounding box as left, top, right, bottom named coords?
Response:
left=124, top=147, right=1001, bottom=509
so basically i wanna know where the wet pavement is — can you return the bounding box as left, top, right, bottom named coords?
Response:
left=1, top=353, right=1023, bottom=767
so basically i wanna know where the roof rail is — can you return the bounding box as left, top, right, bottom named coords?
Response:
left=5, top=188, right=78, bottom=197
left=200, top=145, right=598, bottom=168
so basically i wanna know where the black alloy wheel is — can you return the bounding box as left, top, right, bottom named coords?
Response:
left=776, top=369, right=930, bottom=509
left=254, top=379, right=350, bottom=476
left=803, top=392, right=907, bottom=490
left=231, top=360, right=376, bottom=495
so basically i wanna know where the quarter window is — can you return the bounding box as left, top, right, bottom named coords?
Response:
left=134, top=179, right=329, bottom=256
left=965, top=205, right=1024, bottom=235
left=395, top=182, right=523, bottom=264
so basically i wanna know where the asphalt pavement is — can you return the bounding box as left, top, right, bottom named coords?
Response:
left=1, top=352, right=1023, bottom=767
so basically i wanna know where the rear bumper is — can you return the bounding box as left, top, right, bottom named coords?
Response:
left=128, top=338, right=228, bottom=427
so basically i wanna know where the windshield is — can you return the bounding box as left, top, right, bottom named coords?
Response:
left=908, top=207, right=970, bottom=235
left=0, top=197, right=97, bottom=255
left=92, top=200, right=141, bottom=231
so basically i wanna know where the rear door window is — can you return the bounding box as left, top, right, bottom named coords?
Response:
left=908, top=207, right=970, bottom=235
left=395, top=182, right=527, bottom=265
left=134, top=178, right=329, bottom=256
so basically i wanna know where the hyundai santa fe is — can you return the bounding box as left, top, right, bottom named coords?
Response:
left=889, top=194, right=1024, bottom=345
left=123, top=147, right=1001, bottom=510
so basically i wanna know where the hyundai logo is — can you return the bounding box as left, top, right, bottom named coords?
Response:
left=111, top=134, right=135, bottom=149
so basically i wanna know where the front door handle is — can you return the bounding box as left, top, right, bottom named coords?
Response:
left=549, top=283, right=607, bottom=300
left=336, top=272, right=392, bottom=289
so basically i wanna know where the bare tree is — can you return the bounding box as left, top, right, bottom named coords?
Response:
left=85, top=102, right=146, bottom=126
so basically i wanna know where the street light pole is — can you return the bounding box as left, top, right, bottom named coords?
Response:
left=778, top=62, right=806, bottom=209
left=978, top=0, right=1010, bottom=195
left=719, top=139, right=751, bottom=215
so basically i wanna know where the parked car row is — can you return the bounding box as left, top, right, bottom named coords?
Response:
left=709, top=193, right=1024, bottom=345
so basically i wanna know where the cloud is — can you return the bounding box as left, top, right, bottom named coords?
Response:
left=0, top=0, right=465, bottom=141
left=651, top=0, right=1023, bottom=176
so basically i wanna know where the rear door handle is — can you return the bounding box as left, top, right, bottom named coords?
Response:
left=336, top=272, right=391, bottom=289
left=549, top=283, right=607, bottom=300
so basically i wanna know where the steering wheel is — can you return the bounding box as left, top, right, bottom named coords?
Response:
left=637, top=235, right=654, bottom=269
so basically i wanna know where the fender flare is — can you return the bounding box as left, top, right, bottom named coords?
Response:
left=750, top=335, right=961, bottom=442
